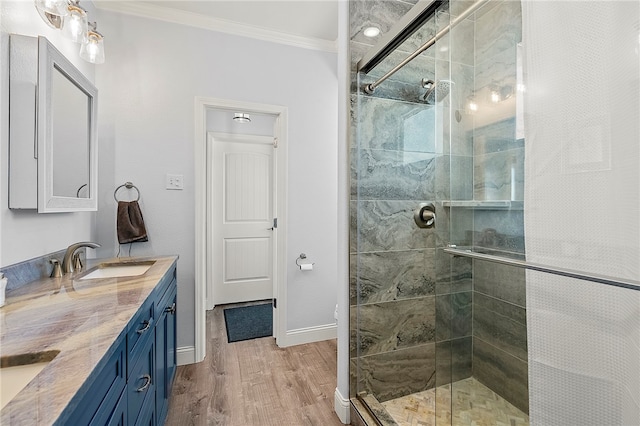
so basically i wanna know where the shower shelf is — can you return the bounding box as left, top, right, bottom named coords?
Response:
left=442, top=200, right=524, bottom=210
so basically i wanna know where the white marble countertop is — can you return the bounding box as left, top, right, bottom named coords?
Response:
left=0, top=255, right=178, bottom=425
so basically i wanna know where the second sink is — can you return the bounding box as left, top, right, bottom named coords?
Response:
left=0, top=350, right=60, bottom=409
left=79, top=260, right=155, bottom=280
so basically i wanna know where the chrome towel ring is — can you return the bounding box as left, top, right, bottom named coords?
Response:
left=114, top=182, right=141, bottom=202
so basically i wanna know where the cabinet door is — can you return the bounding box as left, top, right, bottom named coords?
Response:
left=156, top=281, right=177, bottom=425
left=90, top=387, right=127, bottom=426
left=61, top=336, right=126, bottom=425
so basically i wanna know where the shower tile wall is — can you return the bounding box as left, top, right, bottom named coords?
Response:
left=349, top=0, right=473, bottom=403
left=350, top=0, right=528, bottom=416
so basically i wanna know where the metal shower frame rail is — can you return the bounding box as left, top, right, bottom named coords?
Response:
left=360, top=0, right=491, bottom=94
left=445, top=247, right=640, bottom=292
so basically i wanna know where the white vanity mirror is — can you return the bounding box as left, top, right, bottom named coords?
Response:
left=9, top=35, right=98, bottom=213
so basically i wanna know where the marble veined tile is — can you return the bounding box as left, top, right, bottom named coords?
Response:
left=473, top=147, right=524, bottom=201
left=352, top=200, right=437, bottom=253
left=0, top=249, right=67, bottom=292
left=357, top=343, right=437, bottom=402
left=435, top=292, right=472, bottom=342
left=473, top=257, right=526, bottom=307
left=350, top=0, right=415, bottom=45
left=472, top=210, right=525, bottom=253
left=473, top=294, right=528, bottom=361
left=473, top=337, right=529, bottom=414
left=353, top=95, right=434, bottom=151
left=435, top=337, right=472, bottom=386
left=351, top=149, right=437, bottom=201
left=474, top=45, right=518, bottom=102
left=367, top=49, right=436, bottom=88
left=473, top=116, right=521, bottom=155
left=350, top=249, right=436, bottom=305
left=474, top=0, right=522, bottom=63
left=352, top=297, right=436, bottom=357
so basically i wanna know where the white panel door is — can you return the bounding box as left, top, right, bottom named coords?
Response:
left=212, top=133, right=274, bottom=304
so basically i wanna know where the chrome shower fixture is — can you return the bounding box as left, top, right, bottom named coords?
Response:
left=421, top=79, right=453, bottom=104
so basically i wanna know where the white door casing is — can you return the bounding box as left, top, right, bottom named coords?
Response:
left=194, top=97, right=288, bottom=363
left=210, top=133, right=274, bottom=304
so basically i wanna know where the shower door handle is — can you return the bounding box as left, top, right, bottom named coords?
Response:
left=414, top=203, right=436, bottom=229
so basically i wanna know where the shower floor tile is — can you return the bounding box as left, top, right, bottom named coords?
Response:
left=381, top=377, right=529, bottom=426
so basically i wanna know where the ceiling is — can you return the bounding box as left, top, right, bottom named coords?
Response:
left=94, top=1, right=339, bottom=51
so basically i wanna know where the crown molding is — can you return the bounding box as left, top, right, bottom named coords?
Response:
left=94, top=2, right=338, bottom=53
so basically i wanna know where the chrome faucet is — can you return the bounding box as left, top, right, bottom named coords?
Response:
left=62, top=242, right=101, bottom=274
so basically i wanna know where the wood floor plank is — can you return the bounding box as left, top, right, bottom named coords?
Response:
left=166, top=304, right=344, bottom=426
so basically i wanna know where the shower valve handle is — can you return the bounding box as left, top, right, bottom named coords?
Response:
left=414, top=203, right=436, bottom=229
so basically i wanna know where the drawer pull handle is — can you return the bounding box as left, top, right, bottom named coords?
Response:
left=137, top=374, right=152, bottom=392
left=165, top=303, right=176, bottom=314
left=136, top=320, right=151, bottom=334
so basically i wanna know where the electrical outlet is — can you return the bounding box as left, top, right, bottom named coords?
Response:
left=166, top=174, right=184, bottom=190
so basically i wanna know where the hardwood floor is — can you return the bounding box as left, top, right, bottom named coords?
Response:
left=165, top=303, right=344, bottom=426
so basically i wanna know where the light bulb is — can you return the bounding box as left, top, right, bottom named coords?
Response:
left=468, top=100, right=478, bottom=112
left=80, top=31, right=105, bottom=64
left=363, top=26, right=381, bottom=38
left=62, top=4, right=88, bottom=43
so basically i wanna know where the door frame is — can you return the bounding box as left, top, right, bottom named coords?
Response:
left=194, top=97, right=288, bottom=362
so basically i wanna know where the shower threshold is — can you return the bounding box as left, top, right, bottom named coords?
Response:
left=381, top=377, right=529, bottom=426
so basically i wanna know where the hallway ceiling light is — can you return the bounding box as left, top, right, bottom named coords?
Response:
left=233, top=113, right=251, bottom=123
left=34, top=0, right=105, bottom=64
left=79, top=22, right=105, bottom=64
left=363, top=26, right=381, bottom=38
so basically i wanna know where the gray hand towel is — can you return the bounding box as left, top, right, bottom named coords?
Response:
left=117, top=201, right=148, bottom=244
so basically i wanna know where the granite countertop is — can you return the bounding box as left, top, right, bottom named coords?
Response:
left=0, top=255, right=178, bottom=425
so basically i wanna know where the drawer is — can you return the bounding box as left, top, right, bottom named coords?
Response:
left=127, top=332, right=155, bottom=425
left=127, top=297, right=154, bottom=366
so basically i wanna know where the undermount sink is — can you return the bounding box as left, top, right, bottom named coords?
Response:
left=0, top=350, right=60, bottom=409
left=79, top=260, right=155, bottom=280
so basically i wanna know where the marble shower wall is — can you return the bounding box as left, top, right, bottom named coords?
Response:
left=349, top=0, right=527, bottom=411
left=349, top=0, right=474, bottom=404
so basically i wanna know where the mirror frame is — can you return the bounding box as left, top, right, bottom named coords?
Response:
left=37, top=36, right=98, bottom=212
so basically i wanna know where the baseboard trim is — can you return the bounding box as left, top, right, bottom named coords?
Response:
left=176, top=345, right=196, bottom=365
left=281, top=323, right=337, bottom=347
left=334, top=388, right=351, bottom=424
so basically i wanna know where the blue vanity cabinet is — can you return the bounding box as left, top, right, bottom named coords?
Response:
left=155, top=271, right=177, bottom=425
left=57, top=262, right=178, bottom=426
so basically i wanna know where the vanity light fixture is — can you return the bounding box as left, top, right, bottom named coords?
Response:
left=34, top=0, right=68, bottom=29
left=62, top=1, right=88, bottom=43
left=363, top=26, right=381, bottom=38
left=233, top=113, right=251, bottom=123
left=34, top=0, right=105, bottom=64
left=79, top=22, right=105, bottom=64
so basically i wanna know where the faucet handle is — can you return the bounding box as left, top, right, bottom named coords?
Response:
left=72, top=253, right=83, bottom=271
left=50, top=259, right=63, bottom=278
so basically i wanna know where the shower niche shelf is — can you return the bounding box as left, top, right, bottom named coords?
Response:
left=442, top=200, right=524, bottom=210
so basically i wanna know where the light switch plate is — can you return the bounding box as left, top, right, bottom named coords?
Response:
left=166, top=174, right=184, bottom=190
